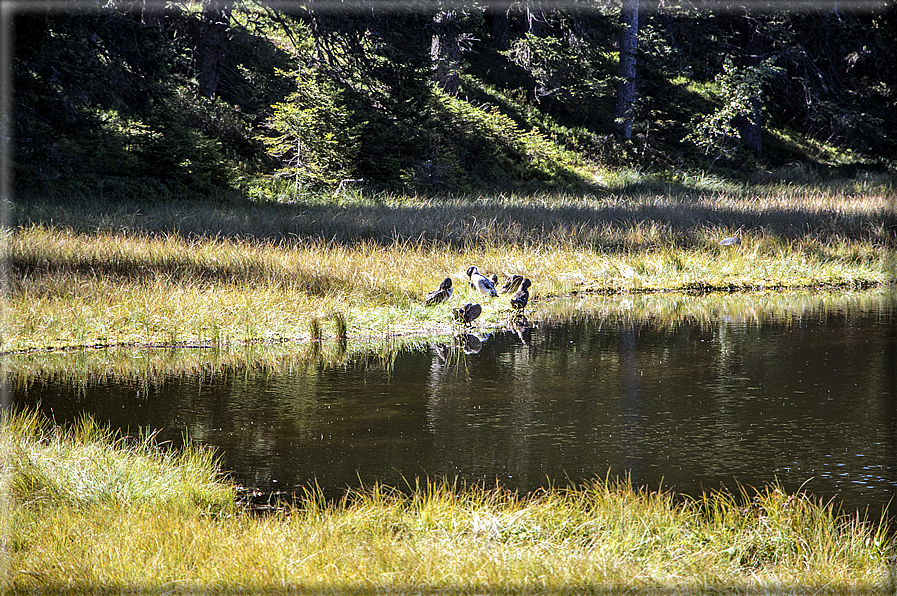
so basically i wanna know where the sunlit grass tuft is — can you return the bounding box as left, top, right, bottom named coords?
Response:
left=330, top=310, right=348, bottom=339
left=307, top=315, right=323, bottom=341
left=1, top=409, right=234, bottom=513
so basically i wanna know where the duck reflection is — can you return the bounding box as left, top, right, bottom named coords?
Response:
left=457, top=333, right=483, bottom=355
left=511, top=317, right=531, bottom=345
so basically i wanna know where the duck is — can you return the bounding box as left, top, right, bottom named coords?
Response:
left=498, top=274, right=524, bottom=295
left=510, top=278, right=532, bottom=313
left=452, top=302, right=482, bottom=327
left=425, top=277, right=453, bottom=306
left=466, top=266, right=498, bottom=297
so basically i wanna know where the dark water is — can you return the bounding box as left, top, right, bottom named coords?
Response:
left=7, top=292, right=897, bottom=514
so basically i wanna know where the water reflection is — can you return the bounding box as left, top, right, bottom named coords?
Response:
left=4, top=290, right=896, bottom=514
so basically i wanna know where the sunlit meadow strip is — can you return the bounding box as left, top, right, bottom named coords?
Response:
left=4, top=230, right=891, bottom=351
left=3, top=182, right=894, bottom=352
left=2, top=409, right=894, bottom=593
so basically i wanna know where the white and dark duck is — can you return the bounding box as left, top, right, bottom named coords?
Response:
left=425, top=277, right=453, bottom=306
left=466, top=266, right=498, bottom=298
left=452, top=302, right=482, bottom=327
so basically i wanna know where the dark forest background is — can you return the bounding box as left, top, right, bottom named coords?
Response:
left=12, top=0, right=897, bottom=200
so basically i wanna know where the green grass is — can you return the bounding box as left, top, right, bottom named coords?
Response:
left=2, top=409, right=894, bottom=593
left=3, top=177, right=894, bottom=352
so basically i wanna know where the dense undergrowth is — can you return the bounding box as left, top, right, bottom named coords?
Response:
left=12, top=1, right=897, bottom=201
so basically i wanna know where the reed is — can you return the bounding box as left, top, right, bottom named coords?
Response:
left=2, top=410, right=894, bottom=593
left=307, top=315, right=323, bottom=341
left=330, top=310, right=348, bottom=339
left=3, top=180, right=894, bottom=352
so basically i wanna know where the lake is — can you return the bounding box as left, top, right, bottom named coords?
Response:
left=5, top=289, right=895, bottom=515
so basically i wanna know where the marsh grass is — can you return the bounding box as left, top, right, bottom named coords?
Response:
left=2, top=410, right=894, bottom=592
left=1, top=288, right=891, bottom=391
left=3, top=180, right=894, bottom=351
left=1, top=409, right=234, bottom=512
left=330, top=310, right=348, bottom=339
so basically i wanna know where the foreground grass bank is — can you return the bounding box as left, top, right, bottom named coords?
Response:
left=2, top=410, right=894, bottom=593
left=3, top=178, right=895, bottom=352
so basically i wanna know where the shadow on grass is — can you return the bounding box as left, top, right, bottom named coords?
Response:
left=12, top=177, right=897, bottom=250
left=7, top=177, right=894, bottom=301
left=8, top=249, right=355, bottom=296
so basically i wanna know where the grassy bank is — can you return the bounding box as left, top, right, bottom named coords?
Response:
left=2, top=409, right=894, bottom=593
left=1, top=287, right=892, bottom=390
left=3, top=178, right=895, bottom=352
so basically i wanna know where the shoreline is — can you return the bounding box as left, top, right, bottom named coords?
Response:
left=2, top=280, right=893, bottom=357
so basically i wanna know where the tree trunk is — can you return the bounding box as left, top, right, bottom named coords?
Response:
left=614, top=0, right=639, bottom=140
left=525, top=4, right=545, bottom=37
left=734, top=94, right=763, bottom=154
left=487, top=4, right=511, bottom=50
left=197, top=0, right=231, bottom=98
left=431, top=10, right=461, bottom=96
left=733, top=22, right=764, bottom=155
left=139, top=0, right=164, bottom=27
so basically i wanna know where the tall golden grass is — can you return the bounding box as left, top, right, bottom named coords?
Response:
left=3, top=180, right=894, bottom=352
